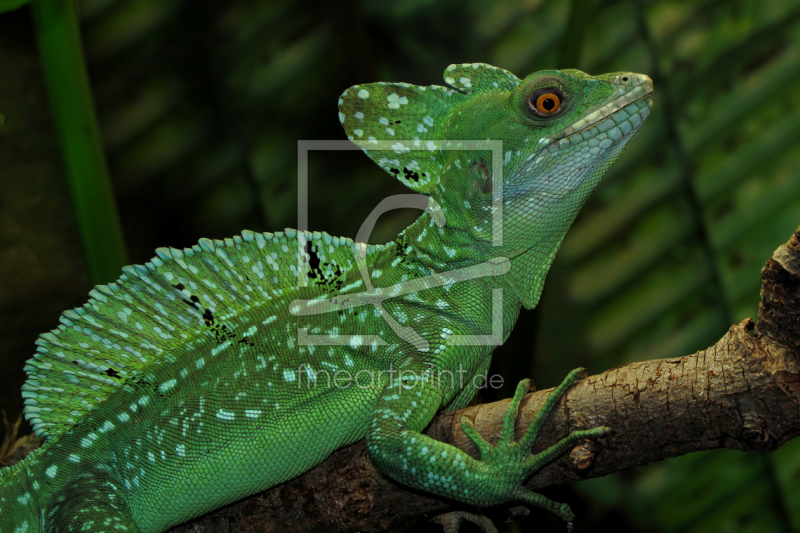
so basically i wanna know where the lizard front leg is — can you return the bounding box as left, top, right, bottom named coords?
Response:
left=366, top=367, right=610, bottom=525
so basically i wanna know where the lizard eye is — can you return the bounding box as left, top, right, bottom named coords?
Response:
left=529, top=90, right=562, bottom=116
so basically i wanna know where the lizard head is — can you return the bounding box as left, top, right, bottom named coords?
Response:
left=339, top=64, right=652, bottom=263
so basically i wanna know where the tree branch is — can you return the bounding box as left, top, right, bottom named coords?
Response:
left=166, top=226, right=800, bottom=532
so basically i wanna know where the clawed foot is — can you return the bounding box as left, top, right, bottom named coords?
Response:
left=460, top=368, right=611, bottom=527
left=430, top=510, right=499, bottom=533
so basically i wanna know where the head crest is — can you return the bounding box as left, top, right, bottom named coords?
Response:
left=338, top=63, right=520, bottom=192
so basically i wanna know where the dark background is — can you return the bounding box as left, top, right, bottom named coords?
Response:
left=2, top=0, right=800, bottom=531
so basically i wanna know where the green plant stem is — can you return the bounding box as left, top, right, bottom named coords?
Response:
left=31, top=0, right=127, bottom=285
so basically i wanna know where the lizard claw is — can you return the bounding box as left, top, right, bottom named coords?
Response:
left=430, top=510, right=499, bottom=533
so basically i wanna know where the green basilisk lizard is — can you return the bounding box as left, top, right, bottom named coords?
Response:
left=0, top=63, right=652, bottom=532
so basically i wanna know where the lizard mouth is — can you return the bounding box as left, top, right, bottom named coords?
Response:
left=551, top=78, right=654, bottom=145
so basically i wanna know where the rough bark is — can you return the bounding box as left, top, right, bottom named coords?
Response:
left=166, top=227, right=800, bottom=532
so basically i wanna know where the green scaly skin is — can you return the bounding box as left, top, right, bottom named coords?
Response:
left=0, top=63, right=652, bottom=532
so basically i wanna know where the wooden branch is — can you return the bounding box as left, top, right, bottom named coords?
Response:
left=167, top=226, right=800, bottom=532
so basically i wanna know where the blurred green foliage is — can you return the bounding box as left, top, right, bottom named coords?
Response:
left=0, top=0, right=29, bottom=14
left=3, top=0, right=800, bottom=531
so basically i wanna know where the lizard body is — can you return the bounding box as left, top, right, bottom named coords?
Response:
left=0, top=63, right=652, bottom=532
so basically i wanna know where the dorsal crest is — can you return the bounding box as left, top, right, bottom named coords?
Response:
left=22, top=230, right=360, bottom=439
left=338, top=63, right=519, bottom=192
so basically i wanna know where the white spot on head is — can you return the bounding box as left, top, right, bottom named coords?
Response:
left=386, top=93, right=408, bottom=110
left=391, top=142, right=409, bottom=153
left=357, top=89, right=369, bottom=99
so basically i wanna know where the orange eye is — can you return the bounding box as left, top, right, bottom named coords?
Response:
left=535, top=92, right=561, bottom=114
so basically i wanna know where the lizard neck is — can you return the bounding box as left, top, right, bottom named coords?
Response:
left=370, top=209, right=563, bottom=312
left=397, top=207, right=567, bottom=309
left=387, top=210, right=494, bottom=273
left=496, top=239, right=564, bottom=310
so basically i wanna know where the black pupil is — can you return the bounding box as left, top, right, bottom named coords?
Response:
left=542, top=97, right=556, bottom=111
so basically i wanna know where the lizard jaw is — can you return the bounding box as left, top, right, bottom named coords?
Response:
left=551, top=74, right=654, bottom=146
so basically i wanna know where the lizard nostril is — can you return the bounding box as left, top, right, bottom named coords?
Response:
left=622, top=76, right=629, bottom=82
